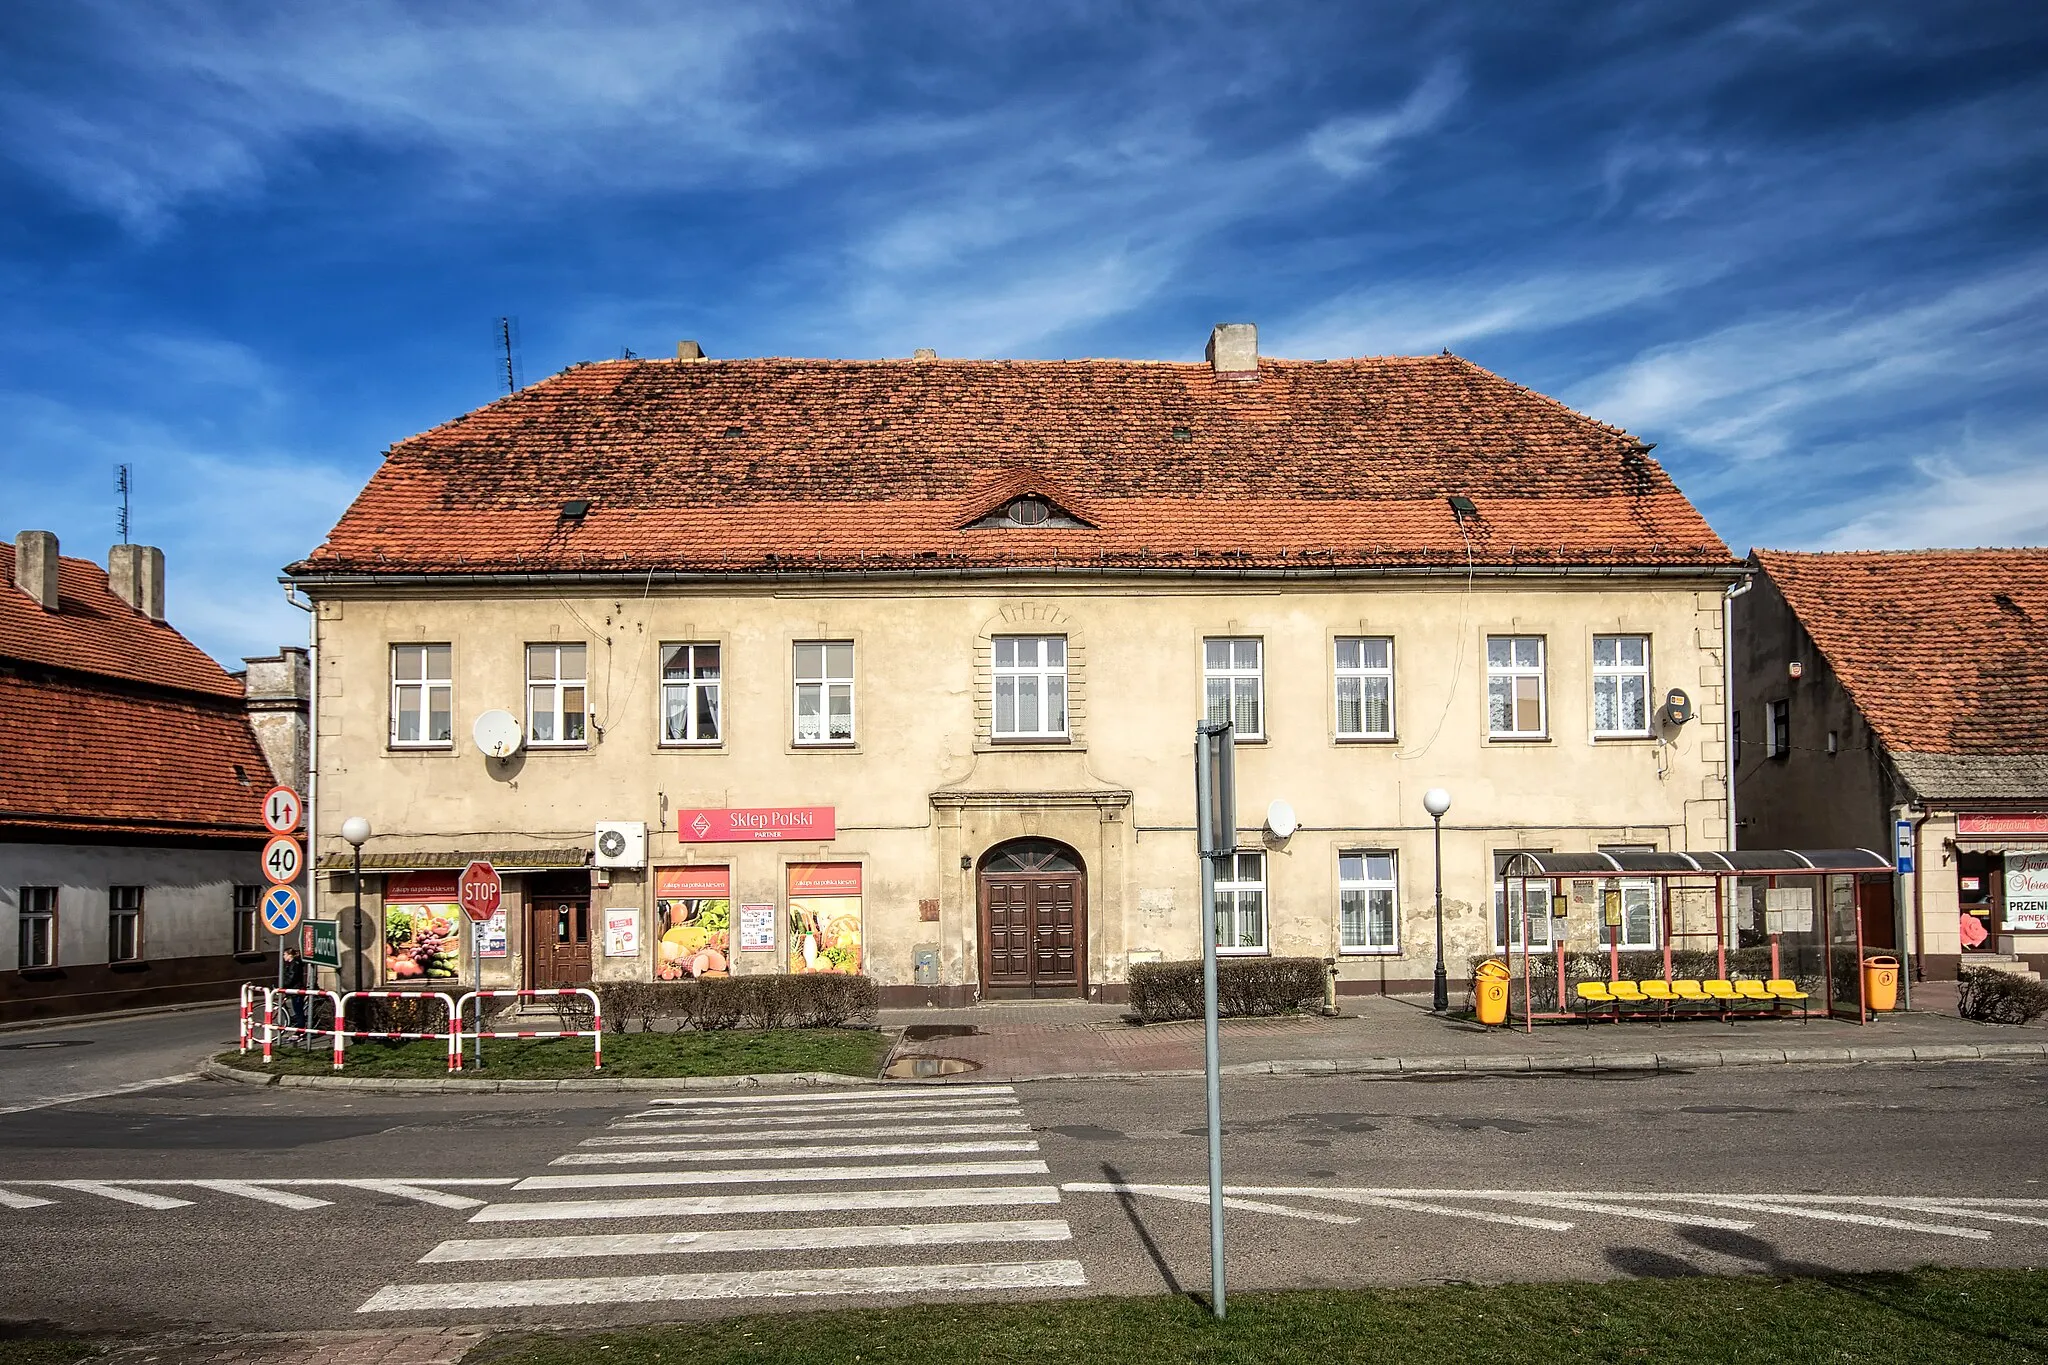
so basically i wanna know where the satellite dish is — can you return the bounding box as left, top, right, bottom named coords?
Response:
left=1265, top=798, right=1298, bottom=841
left=473, top=709, right=523, bottom=759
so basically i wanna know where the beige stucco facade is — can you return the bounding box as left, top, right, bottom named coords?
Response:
left=305, top=573, right=1734, bottom=1002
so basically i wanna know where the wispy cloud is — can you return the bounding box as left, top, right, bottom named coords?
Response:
left=1304, top=62, right=1465, bottom=178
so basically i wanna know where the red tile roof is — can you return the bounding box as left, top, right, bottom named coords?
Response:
left=294, top=354, right=1734, bottom=576
left=1754, top=548, right=2048, bottom=757
left=2, top=543, right=272, bottom=841
left=0, top=542, right=245, bottom=699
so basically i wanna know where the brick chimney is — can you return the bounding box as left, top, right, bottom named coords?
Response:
left=676, top=340, right=707, bottom=360
left=13, top=530, right=59, bottom=610
left=1206, top=323, right=1259, bottom=380
left=242, top=646, right=312, bottom=794
left=108, top=543, right=166, bottom=621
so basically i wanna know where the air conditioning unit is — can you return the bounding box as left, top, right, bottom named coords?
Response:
left=594, top=820, right=647, bottom=870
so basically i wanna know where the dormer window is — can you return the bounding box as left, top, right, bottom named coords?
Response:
left=966, top=491, right=1089, bottom=529
left=1008, top=497, right=1049, bottom=526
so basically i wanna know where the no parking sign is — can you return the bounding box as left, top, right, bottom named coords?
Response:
left=261, top=885, right=302, bottom=936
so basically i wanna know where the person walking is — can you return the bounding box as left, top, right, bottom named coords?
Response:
left=279, top=945, right=308, bottom=1040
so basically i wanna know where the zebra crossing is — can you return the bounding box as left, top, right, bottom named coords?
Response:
left=357, top=1083, right=1088, bottom=1313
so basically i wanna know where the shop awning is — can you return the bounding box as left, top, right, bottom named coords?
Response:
left=315, top=847, right=589, bottom=873
left=1500, top=848, right=1891, bottom=878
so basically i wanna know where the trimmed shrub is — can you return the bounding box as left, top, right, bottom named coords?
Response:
left=591, top=976, right=876, bottom=1032
left=1127, top=957, right=1328, bottom=1023
left=1958, top=967, right=2048, bottom=1025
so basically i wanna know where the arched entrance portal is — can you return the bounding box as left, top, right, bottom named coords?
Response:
left=978, top=838, right=1087, bottom=996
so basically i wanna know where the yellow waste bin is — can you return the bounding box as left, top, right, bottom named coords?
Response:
left=1862, top=955, right=1900, bottom=1012
left=1475, top=958, right=1511, bottom=1026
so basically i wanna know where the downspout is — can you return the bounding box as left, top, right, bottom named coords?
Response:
left=284, top=582, right=316, bottom=985
left=1723, top=576, right=1753, bottom=851
left=1910, top=805, right=1932, bottom=985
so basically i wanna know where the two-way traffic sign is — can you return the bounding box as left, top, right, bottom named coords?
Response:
left=260, top=885, right=302, bottom=937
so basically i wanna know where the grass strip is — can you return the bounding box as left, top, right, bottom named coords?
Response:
left=218, top=1027, right=889, bottom=1080
left=464, top=1267, right=2048, bottom=1365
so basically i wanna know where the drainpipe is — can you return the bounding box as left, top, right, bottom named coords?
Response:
left=1909, top=805, right=1932, bottom=986
left=1723, top=576, right=1753, bottom=851
left=284, top=582, right=316, bottom=985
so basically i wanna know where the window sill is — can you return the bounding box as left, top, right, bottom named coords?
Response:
left=988, top=735, right=1073, bottom=746
left=1215, top=947, right=1270, bottom=957
left=658, top=741, right=725, bottom=752
left=109, top=959, right=150, bottom=972
left=387, top=744, right=455, bottom=754
left=791, top=741, right=859, bottom=753
left=1592, top=733, right=1655, bottom=743
left=1339, top=947, right=1401, bottom=957
left=17, top=966, right=63, bottom=979
left=1487, top=734, right=1552, bottom=744
left=233, top=951, right=270, bottom=963
left=1334, top=734, right=1398, bottom=745
left=524, top=743, right=592, bottom=753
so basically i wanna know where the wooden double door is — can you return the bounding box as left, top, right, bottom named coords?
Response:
left=527, top=898, right=592, bottom=988
left=979, top=839, right=1086, bottom=995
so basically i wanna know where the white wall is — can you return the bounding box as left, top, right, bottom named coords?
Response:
left=0, top=843, right=265, bottom=970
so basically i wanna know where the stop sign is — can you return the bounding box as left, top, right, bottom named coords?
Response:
left=458, top=860, right=502, bottom=924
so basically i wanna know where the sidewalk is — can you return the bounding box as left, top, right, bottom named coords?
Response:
left=878, top=991, right=2047, bottom=1082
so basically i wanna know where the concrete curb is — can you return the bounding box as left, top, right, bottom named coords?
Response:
left=198, top=1057, right=880, bottom=1093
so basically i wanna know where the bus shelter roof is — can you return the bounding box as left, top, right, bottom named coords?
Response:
left=1499, top=849, right=1892, bottom=878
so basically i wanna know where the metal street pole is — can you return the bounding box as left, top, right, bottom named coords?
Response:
left=352, top=843, right=364, bottom=995
left=1194, top=721, right=1234, bottom=1320
left=1431, top=813, right=1447, bottom=1012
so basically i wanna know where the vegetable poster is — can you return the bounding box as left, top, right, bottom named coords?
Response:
left=655, top=866, right=731, bottom=979
left=788, top=863, right=862, bottom=975
left=383, top=872, right=462, bottom=982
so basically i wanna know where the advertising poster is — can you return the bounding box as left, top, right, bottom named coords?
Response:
left=604, top=908, right=640, bottom=957
left=788, top=863, right=862, bottom=975
left=2007, top=853, right=2048, bottom=932
left=738, top=903, right=777, bottom=951
left=477, top=907, right=509, bottom=958
left=382, top=872, right=462, bottom=982
left=655, top=866, right=731, bottom=979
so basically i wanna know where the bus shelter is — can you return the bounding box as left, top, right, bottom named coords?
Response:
left=1496, top=849, right=1896, bottom=1032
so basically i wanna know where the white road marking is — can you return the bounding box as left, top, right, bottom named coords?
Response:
left=1884, top=1206, right=2048, bottom=1228
left=422, top=1219, right=1073, bottom=1263
left=642, top=1085, right=1015, bottom=1107
left=553, top=1140, right=1041, bottom=1167
left=470, top=1185, right=1063, bottom=1224
left=43, top=1181, right=195, bottom=1210
left=584, top=1122, right=1031, bottom=1145
left=0, top=1073, right=201, bottom=1116
left=1108, top=1184, right=1360, bottom=1226
left=1064, top=1183, right=1574, bottom=1233
left=515, top=1160, right=1050, bottom=1192
left=182, top=1180, right=333, bottom=1210
left=340, top=1181, right=493, bottom=1210
left=1486, top=1196, right=1754, bottom=1231
left=0, top=1188, right=56, bottom=1209
left=623, top=1097, right=1021, bottom=1120
left=360, top=1258, right=1088, bottom=1311
left=609, top=1107, right=1022, bottom=1131
left=1651, top=1197, right=1991, bottom=1240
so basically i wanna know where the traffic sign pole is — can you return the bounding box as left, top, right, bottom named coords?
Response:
left=458, top=861, right=502, bottom=1070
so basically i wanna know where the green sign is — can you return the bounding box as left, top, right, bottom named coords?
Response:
left=303, top=919, right=341, bottom=969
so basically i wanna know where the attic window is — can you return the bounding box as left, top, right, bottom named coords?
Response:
left=232, top=764, right=250, bottom=785
left=560, top=500, right=592, bottom=521
left=967, top=493, right=1088, bottom=530
left=1008, top=497, right=1049, bottom=526
left=723, top=425, right=746, bottom=438
left=1994, top=593, right=2028, bottom=619
left=1171, top=426, right=1193, bottom=442
left=1447, top=495, right=1479, bottom=519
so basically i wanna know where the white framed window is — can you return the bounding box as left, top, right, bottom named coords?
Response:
left=794, top=641, right=856, bottom=744
left=232, top=884, right=261, bottom=954
left=1486, top=635, right=1546, bottom=737
left=1213, top=851, right=1267, bottom=953
left=389, top=644, right=453, bottom=747
left=1767, top=699, right=1791, bottom=758
left=1593, top=635, right=1652, bottom=736
left=18, top=887, right=56, bottom=969
left=1334, top=637, right=1394, bottom=739
left=1493, top=852, right=1560, bottom=950
left=660, top=643, right=722, bottom=745
left=1597, top=881, right=1660, bottom=949
left=526, top=643, right=588, bottom=746
left=1203, top=637, right=1264, bottom=740
left=1339, top=852, right=1398, bottom=953
left=109, top=885, right=143, bottom=963
left=993, top=636, right=1068, bottom=739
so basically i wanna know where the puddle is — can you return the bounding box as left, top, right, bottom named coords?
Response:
left=900, top=1024, right=985, bottom=1043
left=0, top=1039, right=92, bottom=1050
left=883, top=1055, right=983, bottom=1079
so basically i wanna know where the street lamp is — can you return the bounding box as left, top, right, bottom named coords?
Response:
left=341, top=816, right=371, bottom=993
left=1423, top=788, right=1452, bottom=1013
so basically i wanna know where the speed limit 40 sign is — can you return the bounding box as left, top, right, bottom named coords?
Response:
left=262, top=834, right=303, bottom=885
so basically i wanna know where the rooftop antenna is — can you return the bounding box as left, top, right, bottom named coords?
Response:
left=115, top=463, right=133, bottom=544
left=496, top=316, right=524, bottom=395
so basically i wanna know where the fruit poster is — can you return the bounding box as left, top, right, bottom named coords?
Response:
left=383, top=872, right=462, bottom=982
left=655, top=866, right=731, bottom=979
left=788, top=863, right=862, bottom=975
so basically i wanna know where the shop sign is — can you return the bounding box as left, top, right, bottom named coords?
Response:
left=655, top=866, right=731, bottom=980
left=1958, top=813, right=2048, bottom=836
left=673, top=806, right=836, bottom=843
left=2008, top=853, right=2048, bottom=932
left=303, top=919, right=340, bottom=968
left=738, top=903, right=777, bottom=951
left=605, top=909, right=640, bottom=957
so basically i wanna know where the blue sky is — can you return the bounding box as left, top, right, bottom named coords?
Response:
left=3, top=1, right=2045, bottom=667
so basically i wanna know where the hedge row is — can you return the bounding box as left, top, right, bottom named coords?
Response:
left=1127, top=956, right=1327, bottom=1022
left=591, top=975, right=878, bottom=1033
left=1958, top=967, right=2048, bottom=1025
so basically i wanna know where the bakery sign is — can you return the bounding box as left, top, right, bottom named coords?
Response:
left=1958, top=813, right=2048, bottom=836
left=672, top=806, right=836, bottom=843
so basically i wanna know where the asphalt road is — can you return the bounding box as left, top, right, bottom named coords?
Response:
left=2, top=1008, right=2046, bottom=1334
left=0, top=1006, right=233, bottom=1114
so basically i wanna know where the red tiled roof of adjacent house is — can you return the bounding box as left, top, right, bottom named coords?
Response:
left=1753, top=548, right=2048, bottom=757
left=293, top=354, right=1734, bottom=576
left=2, top=542, right=272, bottom=841
left=0, top=542, right=245, bottom=699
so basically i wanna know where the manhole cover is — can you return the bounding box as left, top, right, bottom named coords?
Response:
left=0, top=1039, right=93, bottom=1050
left=883, top=1055, right=982, bottom=1079
left=900, top=1024, right=983, bottom=1042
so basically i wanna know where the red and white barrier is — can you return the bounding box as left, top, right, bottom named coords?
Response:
left=455, top=988, right=603, bottom=1071
left=239, top=981, right=260, bottom=1053
left=261, top=987, right=344, bottom=1069
left=339, top=990, right=460, bottom=1074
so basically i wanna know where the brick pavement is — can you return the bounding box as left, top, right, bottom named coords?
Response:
left=93, top=1327, right=488, bottom=1364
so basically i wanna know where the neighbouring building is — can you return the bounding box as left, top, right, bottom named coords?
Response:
left=288, top=326, right=1743, bottom=1005
left=1, top=530, right=309, bottom=1022
left=1734, top=548, right=2048, bottom=983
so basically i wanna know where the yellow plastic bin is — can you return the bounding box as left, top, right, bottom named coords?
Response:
left=1862, top=955, right=1900, bottom=1012
left=1475, top=958, right=1511, bottom=1027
